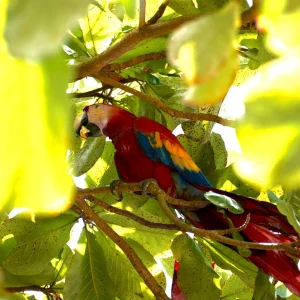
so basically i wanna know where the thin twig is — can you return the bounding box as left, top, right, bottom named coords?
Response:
left=139, top=0, right=146, bottom=27
left=87, top=195, right=180, bottom=230
left=75, top=196, right=171, bottom=300
left=77, top=186, right=210, bottom=208
left=74, top=14, right=200, bottom=80
left=95, top=75, right=232, bottom=126
left=147, top=0, right=169, bottom=25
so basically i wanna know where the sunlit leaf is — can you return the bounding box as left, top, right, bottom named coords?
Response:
left=3, top=263, right=56, bottom=288
left=64, top=229, right=115, bottom=300
left=258, top=0, right=300, bottom=55
left=171, top=235, right=220, bottom=299
left=168, top=2, right=239, bottom=105
left=0, top=54, right=74, bottom=213
left=79, top=4, right=121, bottom=56
left=221, top=273, right=254, bottom=299
left=235, top=54, right=300, bottom=187
left=98, top=195, right=177, bottom=278
left=0, top=213, right=75, bottom=275
left=169, top=0, right=199, bottom=15
left=4, top=0, right=91, bottom=59
left=199, top=238, right=258, bottom=287
left=95, top=230, right=156, bottom=299
left=0, top=235, right=16, bottom=264
left=122, top=0, right=138, bottom=19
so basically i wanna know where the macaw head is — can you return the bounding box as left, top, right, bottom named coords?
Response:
left=74, top=103, right=135, bottom=139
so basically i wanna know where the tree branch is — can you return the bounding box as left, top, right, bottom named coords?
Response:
left=147, top=0, right=169, bottom=25
left=86, top=194, right=180, bottom=230
left=104, top=51, right=166, bottom=71
left=77, top=182, right=300, bottom=255
left=74, top=14, right=200, bottom=80
left=75, top=196, right=171, bottom=300
left=95, top=75, right=232, bottom=126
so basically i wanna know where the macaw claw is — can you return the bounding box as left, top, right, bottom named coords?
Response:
left=110, top=180, right=123, bottom=201
left=139, top=178, right=158, bottom=196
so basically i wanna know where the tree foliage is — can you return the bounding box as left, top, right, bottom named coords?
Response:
left=1, top=0, right=300, bottom=299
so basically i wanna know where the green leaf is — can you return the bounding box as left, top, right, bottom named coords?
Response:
left=171, top=235, right=220, bottom=300
left=64, top=229, right=115, bottom=300
left=0, top=214, right=76, bottom=275
left=204, top=191, right=244, bottom=214
left=221, top=273, right=254, bottom=300
left=235, top=53, right=300, bottom=187
left=122, top=0, right=138, bottom=19
left=95, top=230, right=155, bottom=299
left=84, top=141, right=118, bottom=187
left=196, top=0, right=249, bottom=13
left=211, top=133, right=228, bottom=169
left=168, top=0, right=199, bottom=15
left=98, top=195, right=178, bottom=278
left=146, top=73, right=161, bottom=85
left=252, top=271, right=275, bottom=300
left=4, top=0, right=90, bottom=59
left=126, top=238, right=166, bottom=292
left=79, top=4, right=122, bottom=56
left=52, top=244, right=75, bottom=284
left=199, top=238, right=258, bottom=287
left=268, top=190, right=300, bottom=232
left=71, top=136, right=106, bottom=177
left=114, top=37, right=168, bottom=63
left=0, top=235, right=16, bottom=264
left=108, top=0, right=126, bottom=22
left=3, top=263, right=56, bottom=288
left=168, top=2, right=239, bottom=105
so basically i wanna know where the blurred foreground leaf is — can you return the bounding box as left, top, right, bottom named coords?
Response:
left=1, top=2, right=73, bottom=213
left=4, top=0, right=91, bottom=59
left=236, top=53, right=300, bottom=188
left=168, top=2, right=239, bottom=106
left=258, top=0, right=300, bottom=55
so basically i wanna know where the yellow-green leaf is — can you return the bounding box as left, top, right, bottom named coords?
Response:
left=1, top=1, right=73, bottom=213
left=236, top=53, right=300, bottom=187
left=4, top=0, right=91, bottom=60
left=167, top=2, right=239, bottom=105
left=258, top=0, right=300, bottom=55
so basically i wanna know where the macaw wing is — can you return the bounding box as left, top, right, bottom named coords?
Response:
left=134, top=117, right=212, bottom=187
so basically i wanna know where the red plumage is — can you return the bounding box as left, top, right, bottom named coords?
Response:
left=79, top=104, right=300, bottom=296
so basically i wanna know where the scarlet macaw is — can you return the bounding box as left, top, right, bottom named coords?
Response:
left=75, top=103, right=300, bottom=296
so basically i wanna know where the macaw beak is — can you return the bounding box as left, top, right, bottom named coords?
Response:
left=74, top=111, right=101, bottom=139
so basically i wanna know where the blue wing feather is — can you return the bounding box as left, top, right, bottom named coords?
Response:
left=135, top=119, right=212, bottom=188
